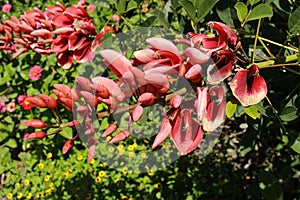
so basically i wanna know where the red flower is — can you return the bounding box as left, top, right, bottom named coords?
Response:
left=18, top=95, right=35, bottom=110
left=230, top=65, right=267, bottom=106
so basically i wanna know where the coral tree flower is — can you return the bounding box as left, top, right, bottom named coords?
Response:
left=29, top=65, right=42, bottom=80
left=2, top=3, right=12, bottom=13
left=18, top=95, right=35, bottom=110
left=230, top=65, right=267, bottom=106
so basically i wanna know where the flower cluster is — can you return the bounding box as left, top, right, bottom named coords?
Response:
left=23, top=21, right=268, bottom=159
left=0, top=2, right=103, bottom=69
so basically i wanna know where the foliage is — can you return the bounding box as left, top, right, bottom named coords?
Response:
left=0, top=0, right=300, bottom=199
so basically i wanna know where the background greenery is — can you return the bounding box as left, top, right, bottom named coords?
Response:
left=0, top=0, right=300, bottom=199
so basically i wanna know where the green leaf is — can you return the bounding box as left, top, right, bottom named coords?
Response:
left=291, top=134, right=300, bottom=154
left=259, top=172, right=283, bottom=200
left=59, top=127, right=73, bottom=139
left=179, top=0, right=196, bottom=21
left=248, top=0, right=260, bottom=5
left=234, top=2, right=248, bottom=22
left=247, top=4, right=273, bottom=21
left=216, top=0, right=235, bottom=27
left=280, top=106, right=298, bottom=122
left=5, top=138, right=17, bottom=148
left=226, top=101, right=237, bottom=118
left=244, top=105, right=258, bottom=119
left=126, top=0, right=137, bottom=12
left=116, top=0, right=126, bottom=15
left=288, top=6, right=300, bottom=35
left=196, top=0, right=220, bottom=21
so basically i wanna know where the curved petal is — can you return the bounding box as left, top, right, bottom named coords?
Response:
left=146, top=37, right=180, bottom=56
left=230, top=65, right=267, bottom=106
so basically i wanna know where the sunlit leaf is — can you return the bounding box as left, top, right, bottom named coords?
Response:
left=280, top=106, right=298, bottom=122
left=226, top=101, right=237, bottom=118
left=247, top=4, right=273, bottom=21
left=234, top=2, right=248, bottom=22
left=244, top=105, right=258, bottom=119
left=179, top=0, right=196, bottom=21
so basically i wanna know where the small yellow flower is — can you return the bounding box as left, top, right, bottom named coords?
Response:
left=47, top=152, right=52, bottom=158
left=117, top=144, right=124, bottom=150
left=141, top=153, right=147, bottom=158
left=95, top=176, right=102, bottom=183
left=133, top=143, right=138, bottom=148
left=98, top=162, right=105, bottom=167
left=120, top=161, right=125, bottom=166
left=38, top=162, right=44, bottom=169
left=121, top=195, right=128, bottom=200
left=106, top=136, right=112, bottom=141
left=77, top=154, right=83, bottom=161
left=108, top=146, right=115, bottom=152
left=24, top=179, right=30, bottom=186
left=63, top=171, right=69, bottom=177
left=128, top=145, right=135, bottom=151
left=46, top=188, right=51, bottom=195
left=128, top=152, right=135, bottom=158
left=6, top=193, right=13, bottom=199
left=89, top=158, right=95, bottom=164
left=51, top=161, right=55, bottom=166
left=17, top=193, right=23, bottom=199
left=15, top=182, right=21, bottom=188
left=122, top=167, right=128, bottom=174
left=44, top=175, right=51, bottom=182
left=36, top=192, right=43, bottom=199
left=155, top=182, right=162, bottom=189
left=26, top=192, right=32, bottom=199
left=98, top=170, right=106, bottom=177
left=115, top=178, right=120, bottom=183
left=148, top=171, right=154, bottom=176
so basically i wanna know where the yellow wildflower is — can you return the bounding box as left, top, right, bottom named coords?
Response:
left=24, top=179, right=30, bottom=186
left=77, top=154, right=83, bottom=161
left=98, top=171, right=106, bottom=177
left=6, top=193, right=13, bottom=199
left=128, top=152, right=135, bottom=158
left=38, top=163, right=44, bottom=169
left=128, top=145, right=135, bottom=151
left=95, top=176, right=102, bottom=183
left=26, top=193, right=32, bottom=199
left=47, top=152, right=52, bottom=158
left=44, top=175, right=51, bottom=182
left=17, top=193, right=23, bottom=199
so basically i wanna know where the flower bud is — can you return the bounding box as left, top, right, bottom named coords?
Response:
left=39, top=94, right=57, bottom=109
left=22, top=119, right=46, bottom=128
left=102, top=123, right=118, bottom=137
left=62, top=139, right=74, bottom=154
left=27, top=131, right=47, bottom=139
left=130, top=105, right=144, bottom=122
left=108, top=130, right=130, bottom=144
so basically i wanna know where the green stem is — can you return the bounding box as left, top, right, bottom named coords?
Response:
left=251, top=19, right=262, bottom=63
left=257, top=36, right=298, bottom=52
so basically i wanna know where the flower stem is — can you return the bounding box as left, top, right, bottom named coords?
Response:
left=251, top=19, right=262, bottom=63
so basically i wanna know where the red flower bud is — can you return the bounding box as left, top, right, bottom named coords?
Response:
left=170, top=95, right=182, bottom=109
left=108, top=130, right=130, bottom=144
left=102, top=123, right=118, bottom=137
left=22, top=119, right=46, bottom=128
left=39, top=94, right=58, bottom=109
left=66, top=120, right=79, bottom=128
left=26, top=97, right=47, bottom=108
left=138, top=92, right=154, bottom=106
left=28, top=131, right=47, bottom=139
left=62, top=139, right=74, bottom=154
left=130, top=105, right=144, bottom=122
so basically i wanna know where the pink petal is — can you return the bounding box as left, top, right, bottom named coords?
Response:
left=184, top=47, right=210, bottom=65
left=146, top=37, right=180, bottom=56
left=99, top=49, right=132, bottom=78
left=51, top=14, right=73, bottom=28
left=51, top=37, right=68, bottom=53
left=57, top=51, right=73, bottom=69
left=68, top=30, right=86, bottom=51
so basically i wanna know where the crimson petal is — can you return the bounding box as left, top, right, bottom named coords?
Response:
left=230, top=65, right=267, bottom=107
